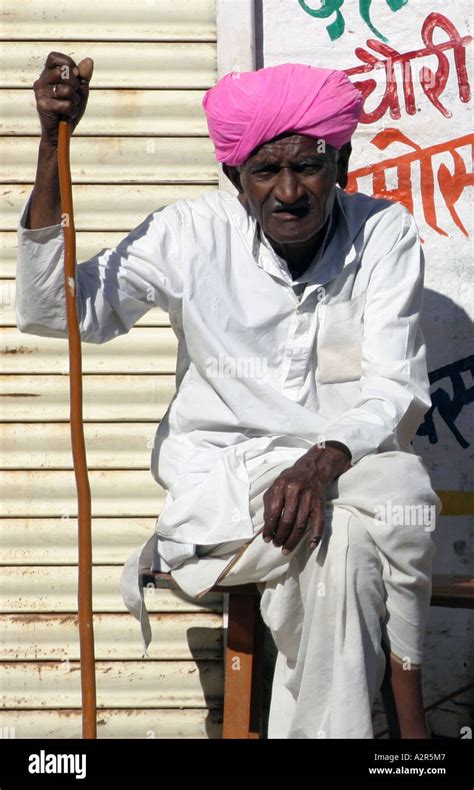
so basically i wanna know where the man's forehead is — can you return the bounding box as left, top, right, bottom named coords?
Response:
left=244, top=133, right=336, bottom=164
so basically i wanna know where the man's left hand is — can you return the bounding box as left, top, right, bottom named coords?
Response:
left=261, top=442, right=352, bottom=554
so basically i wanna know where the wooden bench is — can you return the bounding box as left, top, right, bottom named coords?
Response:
left=429, top=575, right=474, bottom=608
left=142, top=571, right=474, bottom=739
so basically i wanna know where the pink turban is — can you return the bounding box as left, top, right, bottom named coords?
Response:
left=202, top=63, right=363, bottom=166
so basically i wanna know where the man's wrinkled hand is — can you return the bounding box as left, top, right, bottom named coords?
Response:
left=261, top=442, right=352, bottom=555
left=33, top=51, right=94, bottom=148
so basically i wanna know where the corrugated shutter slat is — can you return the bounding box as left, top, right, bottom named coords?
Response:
left=1, top=0, right=221, bottom=736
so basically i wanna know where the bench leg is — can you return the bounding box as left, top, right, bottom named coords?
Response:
left=223, top=593, right=265, bottom=738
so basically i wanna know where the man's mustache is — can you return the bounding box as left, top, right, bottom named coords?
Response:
left=272, top=200, right=311, bottom=214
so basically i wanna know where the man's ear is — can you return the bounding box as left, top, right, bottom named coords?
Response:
left=336, top=142, right=352, bottom=189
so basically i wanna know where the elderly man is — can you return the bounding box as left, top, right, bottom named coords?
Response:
left=17, top=54, right=440, bottom=739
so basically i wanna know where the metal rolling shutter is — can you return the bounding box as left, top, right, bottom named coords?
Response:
left=0, top=0, right=224, bottom=738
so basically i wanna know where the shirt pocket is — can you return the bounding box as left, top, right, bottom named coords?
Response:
left=316, top=293, right=365, bottom=385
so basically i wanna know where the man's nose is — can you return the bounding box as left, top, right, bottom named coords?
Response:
left=272, top=168, right=305, bottom=206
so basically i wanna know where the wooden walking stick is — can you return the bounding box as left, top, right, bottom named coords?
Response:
left=58, top=119, right=97, bottom=739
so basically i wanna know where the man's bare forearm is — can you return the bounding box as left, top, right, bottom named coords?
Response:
left=26, top=140, right=61, bottom=229
left=25, top=52, right=93, bottom=230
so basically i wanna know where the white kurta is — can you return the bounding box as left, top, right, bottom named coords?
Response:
left=16, top=187, right=430, bottom=507
left=17, top=184, right=439, bottom=738
left=16, top=187, right=434, bottom=677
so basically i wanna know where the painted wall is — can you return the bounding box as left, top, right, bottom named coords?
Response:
left=261, top=0, right=473, bottom=736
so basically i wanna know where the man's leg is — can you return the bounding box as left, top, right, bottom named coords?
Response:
left=197, top=455, right=391, bottom=738
left=263, top=509, right=387, bottom=738
left=265, top=532, right=431, bottom=740
left=380, top=645, right=430, bottom=739
left=328, top=451, right=439, bottom=667
left=177, top=449, right=436, bottom=737
left=327, top=451, right=439, bottom=739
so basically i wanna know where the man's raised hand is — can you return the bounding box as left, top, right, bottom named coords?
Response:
left=27, top=53, right=93, bottom=229
left=33, top=51, right=94, bottom=148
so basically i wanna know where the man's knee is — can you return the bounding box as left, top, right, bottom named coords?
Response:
left=323, top=509, right=372, bottom=554
left=335, top=451, right=440, bottom=558
left=359, top=451, right=440, bottom=511
left=319, top=512, right=383, bottom=596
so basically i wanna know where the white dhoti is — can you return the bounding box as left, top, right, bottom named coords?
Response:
left=121, top=449, right=440, bottom=739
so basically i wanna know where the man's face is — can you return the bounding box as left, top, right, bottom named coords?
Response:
left=231, top=134, right=341, bottom=246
